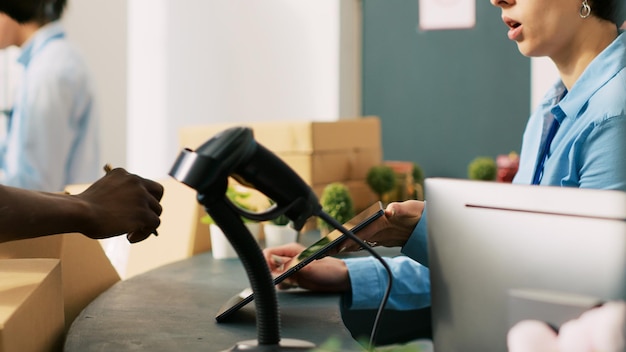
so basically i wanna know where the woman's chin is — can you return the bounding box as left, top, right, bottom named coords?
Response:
left=515, top=42, right=543, bottom=58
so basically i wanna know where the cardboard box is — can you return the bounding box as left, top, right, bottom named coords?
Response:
left=279, top=148, right=381, bottom=185
left=179, top=116, right=382, bottom=153
left=345, top=180, right=380, bottom=212
left=178, top=117, right=382, bottom=186
left=0, top=258, right=64, bottom=352
left=0, top=234, right=120, bottom=331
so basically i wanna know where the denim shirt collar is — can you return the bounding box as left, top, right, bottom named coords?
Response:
left=553, top=31, right=625, bottom=122
left=18, top=21, right=66, bottom=68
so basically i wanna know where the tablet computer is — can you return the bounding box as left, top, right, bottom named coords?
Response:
left=215, top=201, right=385, bottom=322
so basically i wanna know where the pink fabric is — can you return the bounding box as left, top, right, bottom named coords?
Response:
left=508, top=301, right=626, bottom=352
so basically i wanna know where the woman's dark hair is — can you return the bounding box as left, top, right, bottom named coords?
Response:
left=0, top=0, right=66, bottom=24
left=592, top=0, right=626, bottom=27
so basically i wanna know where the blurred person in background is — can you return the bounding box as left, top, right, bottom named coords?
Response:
left=0, top=0, right=99, bottom=192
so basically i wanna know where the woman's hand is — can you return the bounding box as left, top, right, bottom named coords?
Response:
left=263, top=243, right=351, bottom=292
left=331, top=200, right=426, bottom=253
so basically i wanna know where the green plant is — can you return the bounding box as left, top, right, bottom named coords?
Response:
left=201, top=185, right=258, bottom=224
left=366, top=165, right=397, bottom=201
left=268, top=199, right=290, bottom=226
left=412, top=162, right=425, bottom=200
left=468, top=156, right=497, bottom=181
left=317, top=182, right=355, bottom=233
left=411, top=162, right=425, bottom=188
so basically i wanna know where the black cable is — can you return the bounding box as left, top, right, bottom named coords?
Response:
left=316, top=210, right=393, bottom=350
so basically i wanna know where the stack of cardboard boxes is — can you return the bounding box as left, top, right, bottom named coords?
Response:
left=178, top=117, right=382, bottom=229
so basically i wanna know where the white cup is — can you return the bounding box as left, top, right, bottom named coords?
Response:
left=210, top=223, right=261, bottom=259
left=263, top=223, right=298, bottom=248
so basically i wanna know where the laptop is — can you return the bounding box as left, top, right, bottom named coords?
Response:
left=426, top=178, right=626, bottom=351
left=215, top=201, right=385, bottom=322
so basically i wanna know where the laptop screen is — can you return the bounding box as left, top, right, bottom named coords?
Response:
left=426, top=178, right=626, bottom=351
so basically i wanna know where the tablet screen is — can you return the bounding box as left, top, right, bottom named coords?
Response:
left=215, top=201, right=385, bottom=322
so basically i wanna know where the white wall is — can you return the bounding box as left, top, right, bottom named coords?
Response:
left=63, top=0, right=128, bottom=170
left=128, top=0, right=363, bottom=179
left=64, top=0, right=362, bottom=180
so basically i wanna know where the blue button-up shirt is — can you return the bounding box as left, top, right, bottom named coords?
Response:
left=0, top=21, right=100, bottom=191
left=346, top=31, right=626, bottom=311
left=514, top=33, right=626, bottom=190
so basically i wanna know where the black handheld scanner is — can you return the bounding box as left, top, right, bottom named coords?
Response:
left=169, top=127, right=320, bottom=231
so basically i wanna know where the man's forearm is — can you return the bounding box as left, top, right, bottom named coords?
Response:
left=0, top=186, right=90, bottom=242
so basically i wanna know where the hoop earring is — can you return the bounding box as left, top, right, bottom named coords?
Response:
left=579, top=0, right=591, bottom=18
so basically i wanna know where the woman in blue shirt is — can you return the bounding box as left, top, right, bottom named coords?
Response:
left=264, top=0, right=626, bottom=345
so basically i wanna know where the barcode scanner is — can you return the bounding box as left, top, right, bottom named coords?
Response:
left=169, top=127, right=320, bottom=230
left=170, top=126, right=389, bottom=351
left=169, top=127, right=319, bottom=351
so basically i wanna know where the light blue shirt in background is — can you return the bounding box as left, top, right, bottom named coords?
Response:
left=345, top=31, right=626, bottom=311
left=0, top=21, right=100, bottom=192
